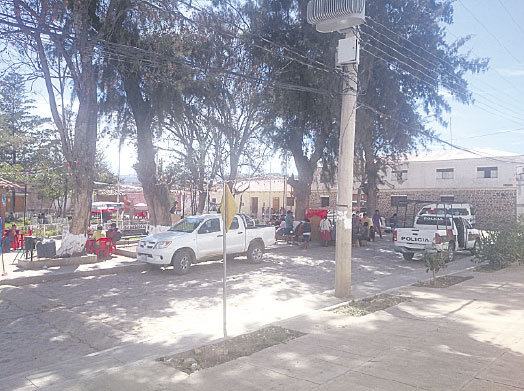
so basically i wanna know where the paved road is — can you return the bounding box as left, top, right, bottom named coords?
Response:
left=0, top=236, right=477, bottom=383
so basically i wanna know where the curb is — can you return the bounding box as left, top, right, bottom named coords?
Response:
left=0, top=262, right=149, bottom=287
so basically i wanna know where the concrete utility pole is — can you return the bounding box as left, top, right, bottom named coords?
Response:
left=335, top=51, right=358, bottom=297
left=307, top=0, right=365, bottom=298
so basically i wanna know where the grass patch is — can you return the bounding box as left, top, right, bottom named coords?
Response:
left=157, top=326, right=305, bottom=374
left=334, top=294, right=410, bottom=317
left=472, top=264, right=507, bottom=273
left=413, top=275, right=473, bottom=288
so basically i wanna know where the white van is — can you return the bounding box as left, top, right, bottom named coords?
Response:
left=417, top=203, right=476, bottom=226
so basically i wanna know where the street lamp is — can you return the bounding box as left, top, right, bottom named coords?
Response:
left=307, top=0, right=365, bottom=298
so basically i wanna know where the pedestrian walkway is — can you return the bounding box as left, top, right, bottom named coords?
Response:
left=6, top=265, right=523, bottom=390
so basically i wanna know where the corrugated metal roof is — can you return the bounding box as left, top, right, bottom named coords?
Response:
left=0, top=177, right=24, bottom=190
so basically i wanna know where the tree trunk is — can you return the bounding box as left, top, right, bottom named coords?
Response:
left=57, top=83, right=97, bottom=256
left=291, top=180, right=311, bottom=220
left=62, top=177, right=68, bottom=219
left=123, top=75, right=171, bottom=228
left=288, top=145, right=315, bottom=220
left=196, top=190, right=207, bottom=214
left=363, top=139, right=378, bottom=214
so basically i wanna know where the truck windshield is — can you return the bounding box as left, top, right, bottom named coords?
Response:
left=416, top=216, right=452, bottom=226
left=419, top=207, right=469, bottom=216
left=169, top=218, right=203, bottom=233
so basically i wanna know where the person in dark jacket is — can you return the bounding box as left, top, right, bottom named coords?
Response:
left=301, top=218, right=311, bottom=249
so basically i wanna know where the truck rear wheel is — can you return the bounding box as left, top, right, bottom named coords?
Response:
left=247, top=240, right=264, bottom=263
left=172, top=249, right=192, bottom=275
left=470, top=239, right=481, bottom=255
left=403, top=252, right=414, bottom=261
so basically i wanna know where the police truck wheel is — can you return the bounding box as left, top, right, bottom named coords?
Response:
left=403, top=252, right=414, bottom=261
left=470, top=239, right=481, bottom=255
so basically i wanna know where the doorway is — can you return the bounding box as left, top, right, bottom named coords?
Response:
left=250, top=197, right=259, bottom=217
left=272, top=197, right=280, bottom=213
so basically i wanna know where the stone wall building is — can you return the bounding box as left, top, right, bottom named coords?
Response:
left=377, top=150, right=524, bottom=229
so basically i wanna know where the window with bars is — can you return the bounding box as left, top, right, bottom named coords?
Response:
left=436, top=168, right=454, bottom=179
left=477, top=167, right=498, bottom=179
left=392, top=170, right=408, bottom=181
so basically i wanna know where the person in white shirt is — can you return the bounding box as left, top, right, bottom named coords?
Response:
left=319, top=216, right=332, bottom=247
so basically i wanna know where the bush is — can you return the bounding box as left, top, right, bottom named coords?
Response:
left=476, top=221, right=524, bottom=269
left=424, top=250, right=447, bottom=286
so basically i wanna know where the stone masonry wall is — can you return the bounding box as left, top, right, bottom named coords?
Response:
left=309, top=191, right=338, bottom=209
left=377, top=188, right=517, bottom=229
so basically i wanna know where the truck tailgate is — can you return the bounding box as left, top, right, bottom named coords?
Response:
left=395, top=228, right=434, bottom=250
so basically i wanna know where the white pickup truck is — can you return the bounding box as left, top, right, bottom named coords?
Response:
left=136, top=214, right=275, bottom=274
left=394, top=214, right=481, bottom=262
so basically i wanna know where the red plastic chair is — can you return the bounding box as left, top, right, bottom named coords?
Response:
left=94, top=238, right=112, bottom=259
left=109, top=241, right=117, bottom=254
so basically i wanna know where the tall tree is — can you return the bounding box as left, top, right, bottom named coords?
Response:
left=1, top=0, right=123, bottom=254
left=355, top=1, right=488, bottom=212
left=242, top=0, right=342, bottom=219
left=100, top=1, right=192, bottom=228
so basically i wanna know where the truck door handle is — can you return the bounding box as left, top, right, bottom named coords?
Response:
left=238, top=232, right=244, bottom=234
left=217, top=234, right=223, bottom=237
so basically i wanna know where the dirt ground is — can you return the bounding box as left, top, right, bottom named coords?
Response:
left=157, top=326, right=305, bottom=374
left=334, top=294, right=410, bottom=317
left=413, top=275, right=473, bottom=288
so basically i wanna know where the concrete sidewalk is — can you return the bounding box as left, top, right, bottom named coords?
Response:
left=7, top=265, right=524, bottom=390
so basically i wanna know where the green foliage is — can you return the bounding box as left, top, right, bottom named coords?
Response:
left=424, top=250, right=447, bottom=285
left=354, top=1, right=489, bottom=210
left=476, top=222, right=524, bottom=269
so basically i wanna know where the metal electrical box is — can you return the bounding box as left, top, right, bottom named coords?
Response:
left=336, top=34, right=359, bottom=65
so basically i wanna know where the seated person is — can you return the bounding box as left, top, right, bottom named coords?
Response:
left=91, top=225, right=106, bottom=248
left=2, top=224, right=18, bottom=253
left=359, top=222, right=370, bottom=247
left=369, top=226, right=376, bottom=242
left=106, top=223, right=122, bottom=244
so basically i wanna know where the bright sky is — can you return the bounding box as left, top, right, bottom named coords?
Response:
left=439, top=0, right=524, bottom=154
left=14, top=0, right=524, bottom=178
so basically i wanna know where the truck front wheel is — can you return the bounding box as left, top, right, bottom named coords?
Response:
left=403, top=252, right=414, bottom=261
left=247, top=240, right=264, bottom=263
left=172, top=249, right=193, bottom=275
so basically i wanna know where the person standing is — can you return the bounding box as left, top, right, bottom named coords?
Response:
left=390, top=213, right=398, bottom=241
left=301, top=218, right=311, bottom=249
left=319, top=215, right=332, bottom=247
left=285, top=210, right=294, bottom=244
left=372, top=210, right=383, bottom=239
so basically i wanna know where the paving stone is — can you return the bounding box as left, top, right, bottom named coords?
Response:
left=356, top=346, right=493, bottom=390
left=181, top=363, right=317, bottom=391
left=313, top=370, right=420, bottom=390
left=477, top=352, right=524, bottom=389
left=246, top=343, right=352, bottom=384
left=461, top=379, right=524, bottom=391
